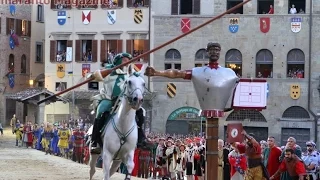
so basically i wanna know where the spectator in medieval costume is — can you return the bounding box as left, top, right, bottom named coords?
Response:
left=228, top=143, right=247, bottom=180
left=73, top=126, right=85, bottom=163
left=263, top=136, right=282, bottom=180
left=279, top=137, right=302, bottom=180
left=194, top=137, right=205, bottom=180
left=270, top=148, right=306, bottom=180
left=35, top=123, right=44, bottom=150
left=41, top=123, right=54, bottom=154
left=50, top=125, right=60, bottom=156
left=138, top=141, right=153, bottom=178
left=58, top=123, right=71, bottom=158
left=165, top=139, right=177, bottom=180
left=175, top=143, right=186, bottom=180
left=156, top=137, right=166, bottom=178
left=185, top=138, right=196, bottom=180
left=10, top=114, right=17, bottom=134
left=23, top=121, right=33, bottom=148
left=15, top=120, right=23, bottom=147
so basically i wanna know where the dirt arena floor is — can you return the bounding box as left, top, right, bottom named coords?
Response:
left=0, top=128, right=145, bottom=180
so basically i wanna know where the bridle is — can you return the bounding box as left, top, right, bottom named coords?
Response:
left=123, top=72, right=145, bottom=108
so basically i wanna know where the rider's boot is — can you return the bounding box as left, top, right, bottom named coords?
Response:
left=91, top=111, right=109, bottom=154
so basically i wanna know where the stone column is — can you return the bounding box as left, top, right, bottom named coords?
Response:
left=37, top=94, right=45, bottom=125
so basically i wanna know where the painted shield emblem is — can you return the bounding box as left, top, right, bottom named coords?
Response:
left=290, top=84, right=300, bottom=99
left=107, top=10, right=116, bottom=25
left=57, top=11, right=66, bottom=25
left=9, top=36, right=15, bottom=49
left=229, top=18, right=239, bottom=33
left=56, top=64, right=65, bottom=78
left=291, top=17, right=302, bottom=33
left=8, top=74, right=14, bottom=88
left=9, top=4, right=16, bottom=16
left=134, top=9, right=143, bottom=24
left=82, top=10, right=91, bottom=25
left=260, top=17, right=270, bottom=33
left=82, top=64, right=91, bottom=77
left=133, top=63, right=142, bottom=72
left=181, top=18, right=190, bottom=33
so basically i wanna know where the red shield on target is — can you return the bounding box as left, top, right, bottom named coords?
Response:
left=181, top=18, right=190, bottom=33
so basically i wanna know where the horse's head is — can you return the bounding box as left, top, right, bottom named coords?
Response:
left=124, top=63, right=147, bottom=110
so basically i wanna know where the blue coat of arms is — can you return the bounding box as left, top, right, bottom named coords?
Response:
left=57, top=11, right=66, bottom=25
left=229, top=18, right=239, bottom=33
left=8, top=74, right=14, bottom=88
left=9, top=4, right=15, bottom=16
left=9, top=36, right=15, bottom=49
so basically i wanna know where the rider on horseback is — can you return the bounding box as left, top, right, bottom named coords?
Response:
left=88, top=52, right=147, bottom=154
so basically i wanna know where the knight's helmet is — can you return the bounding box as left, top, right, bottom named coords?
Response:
left=108, top=52, right=133, bottom=67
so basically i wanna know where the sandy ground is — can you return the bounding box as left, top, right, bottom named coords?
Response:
left=0, top=128, right=145, bottom=180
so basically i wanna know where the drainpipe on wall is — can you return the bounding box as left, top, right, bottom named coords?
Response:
left=147, top=1, right=152, bottom=132
left=307, top=0, right=317, bottom=143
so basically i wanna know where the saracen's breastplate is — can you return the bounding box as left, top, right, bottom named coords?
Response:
left=191, top=66, right=238, bottom=117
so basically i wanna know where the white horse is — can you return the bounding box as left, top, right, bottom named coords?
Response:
left=89, top=64, right=147, bottom=180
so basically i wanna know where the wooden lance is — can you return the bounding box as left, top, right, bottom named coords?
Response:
left=37, top=0, right=251, bottom=105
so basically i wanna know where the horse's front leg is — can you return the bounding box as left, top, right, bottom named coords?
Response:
left=103, top=151, right=112, bottom=180
left=123, top=150, right=135, bottom=180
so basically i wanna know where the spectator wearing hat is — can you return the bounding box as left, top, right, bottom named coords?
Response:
left=156, top=137, right=166, bottom=178
left=175, top=144, right=186, bottom=180
left=228, top=143, right=247, bottom=180
left=165, top=139, right=176, bottom=180
left=301, top=141, right=318, bottom=180
left=185, top=138, right=196, bottom=180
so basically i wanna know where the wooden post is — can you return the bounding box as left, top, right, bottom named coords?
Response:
left=206, top=117, right=219, bottom=180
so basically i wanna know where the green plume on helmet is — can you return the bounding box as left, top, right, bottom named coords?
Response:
left=111, top=53, right=133, bottom=66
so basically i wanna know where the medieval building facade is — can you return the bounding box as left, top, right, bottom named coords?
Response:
left=149, top=0, right=320, bottom=146
left=43, top=0, right=151, bottom=123
left=1, top=4, right=45, bottom=125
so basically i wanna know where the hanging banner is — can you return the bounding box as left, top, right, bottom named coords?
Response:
left=82, top=64, right=90, bottom=77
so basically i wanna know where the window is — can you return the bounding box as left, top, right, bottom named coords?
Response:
left=21, top=20, right=28, bottom=36
left=126, top=39, right=149, bottom=61
left=38, top=81, right=44, bottom=88
left=75, top=40, right=97, bottom=62
left=9, top=54, right=14, bottom=73
left=127, top=0, right=149, bottom=8
left=50, top=40, right=73, bottom=62
left=50, top=0, right=71, bottom=9
left=100, top=40, right=123, bottom=63
left=287, top=49, right=305, bottom=78
left=164, top=49, right=181, bottom=70
left=289, top=0, right=305, bottom=14
left=88, top=82, right=99, bottom=90
left=77, top=0, right=98, bottom=9
left=37, top=5, right=44, bottom=22
left=14, top=19, right=31, bottom=37
left=171, top=0, right=200, bottom=15
left=55, top=82, right=67, bottom=92
left=227, top=0, right=243, bottom=14
left=21, top=54, right=27, bottom=74
left=36, top=42, right=43, bottom=62
left=225, top=49, right=242, bottom=77
left=256, top=49, right=273, bottom=78
left=101, top=0, right=123, bottom=8
left=6, top=18, right=15, bottom=35
left=257, top=0, right=274, bottom=14
left=195, top=49, right=208, bottom=67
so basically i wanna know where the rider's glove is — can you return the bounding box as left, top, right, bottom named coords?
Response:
left=87, top=70, right=104, bottom=81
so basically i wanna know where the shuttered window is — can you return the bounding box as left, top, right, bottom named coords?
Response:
left=6, top=18, right=15, bottom=35
left=127, top=0, right=149, bottom=7
left=173, top=0, right=200, bottom=15
left=75, top=40, right=97, bottom=62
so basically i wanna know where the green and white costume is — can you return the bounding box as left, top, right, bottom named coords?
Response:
left=90, top=53, right=132, bottom=119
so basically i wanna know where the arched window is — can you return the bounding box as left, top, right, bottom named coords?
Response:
left=256, top=49, right=273, bottom=78
left=282, top=106, right=310, bottom=119
left=287, top=49, right=305, bottom=78
left=21, top=54, right=26, bottom=74
left=194, top=49, right=208, bottom=67
left=9, top=54, right=14, bottom=73
left=225, top=49, right=242, bottom=77
left=164, top=49, right=181, bottom=70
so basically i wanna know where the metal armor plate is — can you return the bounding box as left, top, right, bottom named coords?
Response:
left=191, top=66, right=239, bottom=111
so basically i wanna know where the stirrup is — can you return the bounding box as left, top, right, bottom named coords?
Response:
left=90, top=146, right=101, bottom=154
